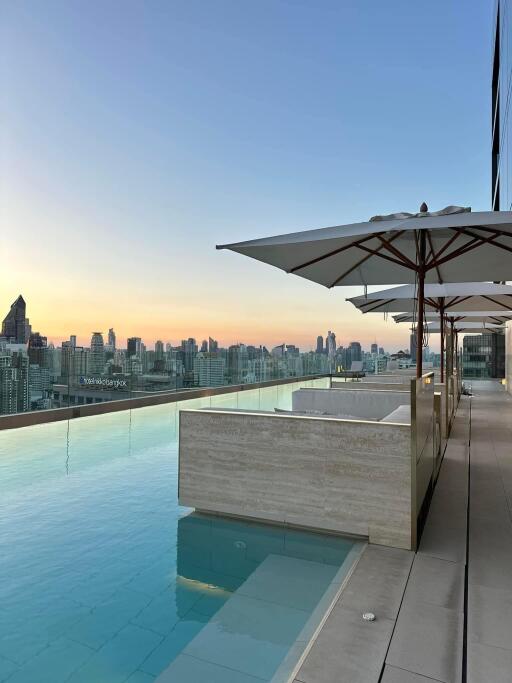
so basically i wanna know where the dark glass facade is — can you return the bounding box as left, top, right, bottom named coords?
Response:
left=492, top=1, right=512, bottom=210
left=463, top=333, right=505, bottom=378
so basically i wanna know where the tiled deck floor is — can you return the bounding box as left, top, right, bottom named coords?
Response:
left=294, top=380, right=512, bottom=683
left=466, top=380, right=512, bottom=682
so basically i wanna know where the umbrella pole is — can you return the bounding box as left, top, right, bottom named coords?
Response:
left=449, top=320, right=455, bottom=377
left=439, top=300, right=445, bottom=383
left=416, top=230, right=427, bottom=379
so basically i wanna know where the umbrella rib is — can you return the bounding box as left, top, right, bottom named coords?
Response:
left=359, top=299, right=397, bottom=313
left=481, top=294, right=512, bottom=310
left=287, top=233, right=383, bottom=274
left=354, top=244, right=414, bottom=268
left=445, top=296, right=472, bottom=309
left=431, top=234, right=494, bottom=268
left=375, top=234, right=416, bottom=268
left=424, top=297, right=440, bottom=309
left=462, top=228, right=512, bottom=256
left=425, top=231, right=443, bottom=283
left=464, top=225, right=512, bottom=237
left=328, top=240, right=414, bottom=288
left=431, top=230, right=462, bottom=262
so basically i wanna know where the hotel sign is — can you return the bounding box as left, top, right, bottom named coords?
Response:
left=79, top=377, right=128, bottom=389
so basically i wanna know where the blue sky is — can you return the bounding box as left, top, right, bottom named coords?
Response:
left=1, top=1, right=493, bottom=350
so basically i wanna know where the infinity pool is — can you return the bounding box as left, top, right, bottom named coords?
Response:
left=0, top=381, right=359, bottom=683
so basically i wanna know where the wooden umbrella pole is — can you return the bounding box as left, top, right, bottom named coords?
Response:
left=440, top=299, right=445, bottom=383
left=449, top=319, right=455, bottom=376
left=416, top=229, right=427, bottom=378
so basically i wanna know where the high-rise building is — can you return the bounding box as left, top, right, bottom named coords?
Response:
left=155, top=340, right=164, bottom=360
left=193, top=352, right=226, bottom=387
left=127, top=337, right=142, bottom=358
left=316, top=336, right=324, bottom=354
left=228, top=344, right=248, bottom=382
left=61, top=337, right=88, bottom=379
left=108, top=328, right=116, bottom=351
left=0, top=351, right=29, bottom=414
left=1, top=295, right=31, bottom=343
left=181, top=338, right=198, bottom=373
left=463, top=333, right=505, bottom=379
left=208, top=337, right=219, bottom=353
left=200, top=340, right=208, bottom=352
left=28, top=332, right=50, bottom=368
left=371, top=343, right=378, bottom=355
left=89, top=332, right=106, bottom=375
left=0, top=355, right=17, bottom=414
left=348, top=341, right=362, bottom=362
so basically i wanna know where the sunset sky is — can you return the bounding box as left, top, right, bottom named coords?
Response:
left=1, top=1, right=492, bottom=352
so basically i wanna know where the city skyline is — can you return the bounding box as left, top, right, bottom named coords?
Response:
left=2, top=293, right=432, bottom=415
left=0, top=290, right=431, bottom=353
left=1, top=2, right=489, bottom=353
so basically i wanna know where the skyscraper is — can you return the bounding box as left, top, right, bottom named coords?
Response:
left=127, top=337, right=142, bottom=358
left=194, top=352, right=226, bottom=387
left=0, top=351, right=29, bottom=414
left=371, top=343, right=378, bottom=355
left=89, top=332, right=106, bottom=375
left=155, top=340, right=164, bottom=360
left=316, top=336, right=324, bottom=354
left=28, top=332, right=50, bottom=368
left=1, top=295, right=31, bottom=343
left=180, top=338, right=198, bottom=374
left=108, top=328, right=116, bottom=351
left=348, top=341, right=362, bottom=362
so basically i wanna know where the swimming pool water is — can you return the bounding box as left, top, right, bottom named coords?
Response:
left=0, top=382, right=358, bottom=683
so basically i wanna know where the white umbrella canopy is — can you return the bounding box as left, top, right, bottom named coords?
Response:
left=422, top=321, right=504, bottom=334
left=394, top=311, right=512, bottom=324
left=218, top=206, right=512, bottom=376
left=218, top=209, right=512, bottom=287
left=347, top=282, right=512, bottom=314
left=346, top=281, right=512, bottom=381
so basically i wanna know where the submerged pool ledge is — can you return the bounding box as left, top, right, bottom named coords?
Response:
left=154, top=532, right=365, bottom=683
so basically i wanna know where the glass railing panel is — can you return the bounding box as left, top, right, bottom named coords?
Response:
left=236, top=388, right=261, bottom=411
left=208, top=392, right=238, bottom=410
left=129, top=403, right=176, bottom=453
left=258, top=384, right=279, bottom=411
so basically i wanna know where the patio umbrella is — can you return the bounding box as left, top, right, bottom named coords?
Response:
left=397, top=312, right=511, bottom=369
left=218, top=205, right=512, bottom=376
left=347, top=282, right=512, bottom=381
left=427, top=322, right=505, bottom=334
left=421, top=321, right=504, bottom=333
left=394, top=311, right=512, bottom=324
left=409, top=320, right=505, bottom=373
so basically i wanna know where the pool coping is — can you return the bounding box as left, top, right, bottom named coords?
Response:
left=273, top=541, right=367, bottom=683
